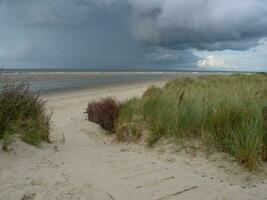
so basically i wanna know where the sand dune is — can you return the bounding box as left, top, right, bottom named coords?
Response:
left=0, top=80, right=266, bottom=200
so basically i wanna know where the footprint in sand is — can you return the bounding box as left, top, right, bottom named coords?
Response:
left=21, top=193, right=36, bottom=200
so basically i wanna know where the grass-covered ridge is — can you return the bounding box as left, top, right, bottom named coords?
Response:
left=0, top=81, right=51, bottom=150
left=116, top=74, right=267, bottom=170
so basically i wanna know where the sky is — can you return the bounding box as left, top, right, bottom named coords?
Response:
left=0, top=0, right=266, bottom=71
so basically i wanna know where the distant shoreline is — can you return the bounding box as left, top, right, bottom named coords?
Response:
left=0, top=68, right=261, bottom=74
left=0, top=72, right=181, bottom=93
left=0, top=70, right=260, bottom=94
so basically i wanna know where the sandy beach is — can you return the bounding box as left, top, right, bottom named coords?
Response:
left=0, top=79, right=267, bottom=200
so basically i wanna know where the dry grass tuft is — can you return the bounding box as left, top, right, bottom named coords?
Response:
left=86, top=97, right=120, bottom=132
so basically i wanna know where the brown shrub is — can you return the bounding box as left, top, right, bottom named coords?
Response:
left=86, top=97, right=120, bottom=132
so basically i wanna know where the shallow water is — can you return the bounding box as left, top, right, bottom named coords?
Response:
left=0, top=72, right=182, bottom=92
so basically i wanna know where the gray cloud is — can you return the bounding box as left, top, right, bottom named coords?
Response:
left=0, top=0, right=143, bottom=68
left=145, top=47, right=198, bottom=68
left=130, top=0, right=267, bottom=50
left=0, top=0, right=266, bottom=68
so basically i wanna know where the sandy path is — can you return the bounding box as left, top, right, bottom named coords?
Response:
left=0, top=81, right=266, bottom=200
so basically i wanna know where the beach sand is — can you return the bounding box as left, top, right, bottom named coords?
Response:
left=0, top=80, right=266, bottom=200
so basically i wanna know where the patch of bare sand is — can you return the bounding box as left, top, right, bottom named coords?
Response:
left=0, top=80, right=266, bottom=200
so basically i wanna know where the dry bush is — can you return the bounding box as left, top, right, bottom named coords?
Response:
left=86, top=97, right=120, bottom=132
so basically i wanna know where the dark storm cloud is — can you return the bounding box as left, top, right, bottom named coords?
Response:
left=129, top=0, right=267, bottom=51
left=0, top=0, right=266, bottom=68
left=0, top=0, right=145, bottom=68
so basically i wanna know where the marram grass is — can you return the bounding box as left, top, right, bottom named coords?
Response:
left=0, top=81, right=51, bottom=150
left=115, top=74, right=267, bottom=171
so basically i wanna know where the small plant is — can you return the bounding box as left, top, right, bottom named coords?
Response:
left=0, top=81, right=51, bottom=150
left=86, top=97, right=120, bottom=132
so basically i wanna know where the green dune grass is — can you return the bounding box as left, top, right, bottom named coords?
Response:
left=0, top=81, right=51, bottom=150
left=116, top=74, right=267, bottom=171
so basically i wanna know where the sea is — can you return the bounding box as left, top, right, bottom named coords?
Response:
left=0, top=68, right=256, bottom=93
